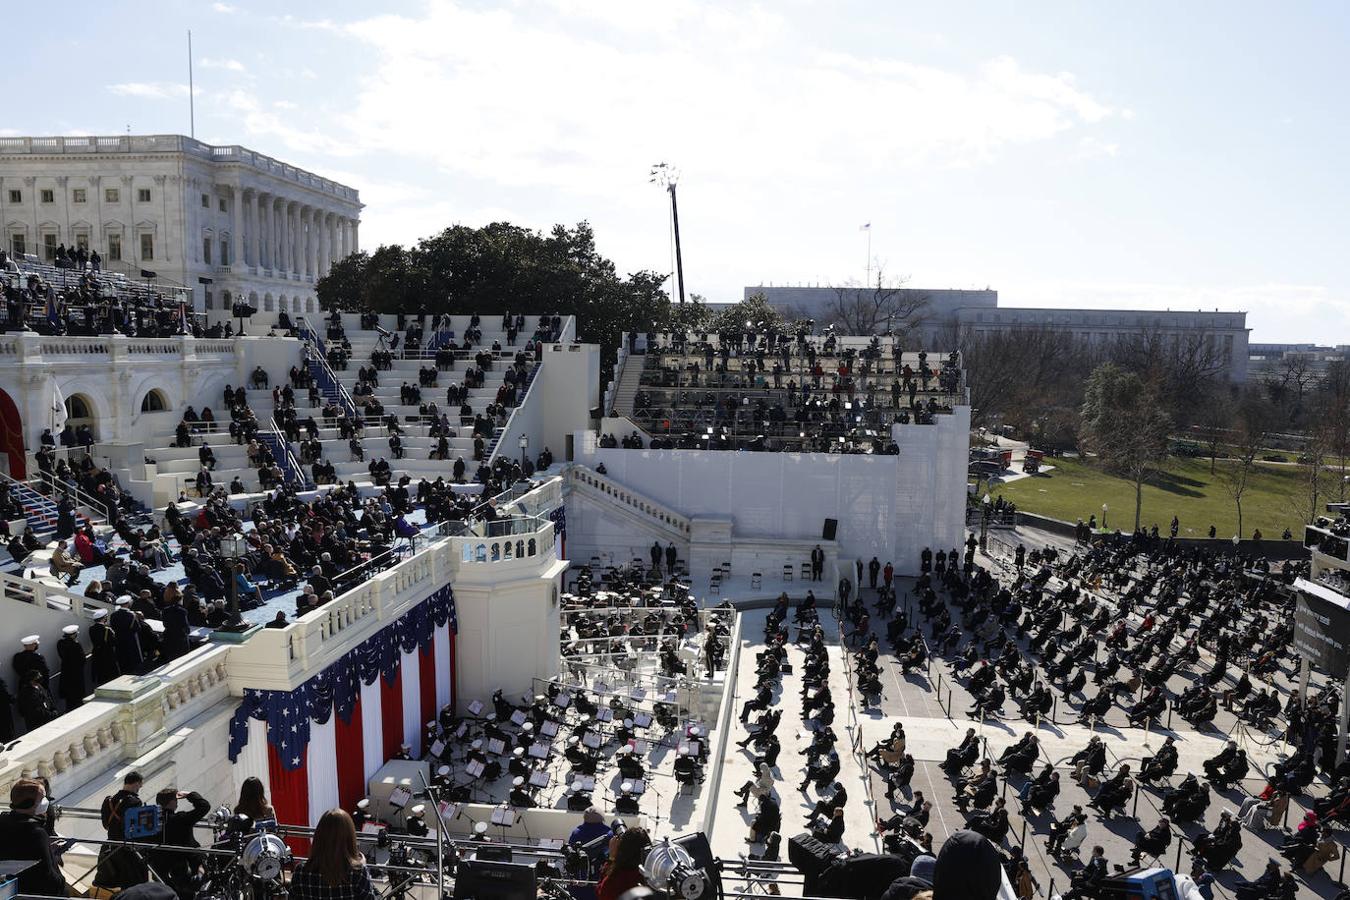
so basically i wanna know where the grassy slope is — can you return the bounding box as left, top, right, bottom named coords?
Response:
left=992, top=456, right=1315, bottom=539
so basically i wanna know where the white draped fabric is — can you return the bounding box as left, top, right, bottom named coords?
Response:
left=306, top=714, right=340, bottom=825
left=360, top=678, right=383, bottom=783
left=433, top=624, right=452, bottom=712
left=400, top=647, right=421, bottom=755
left=234, top=717, right=272, bottom=801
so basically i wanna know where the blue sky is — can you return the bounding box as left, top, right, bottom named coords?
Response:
left=7, top=0, right=1349, bottom=343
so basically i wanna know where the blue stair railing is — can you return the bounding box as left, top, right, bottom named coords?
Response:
left=260, top=424, right=313, bottom=490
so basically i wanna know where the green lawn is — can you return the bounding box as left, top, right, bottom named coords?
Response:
left=992, top=456, right=1315, bottom=540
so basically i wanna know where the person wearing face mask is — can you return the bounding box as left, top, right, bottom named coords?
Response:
left=0, top=778, right=67, bottom=896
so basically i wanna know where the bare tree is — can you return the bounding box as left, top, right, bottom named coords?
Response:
left=1192, top=386, right=1235, bottom=474
left=1109, top=329, right=1230, bottom=425
left=825, top=269, right=929, bottom=337
left=1220, top=388, right=1274, bottom=538
left=1316, top=360, right=1350, bottom=502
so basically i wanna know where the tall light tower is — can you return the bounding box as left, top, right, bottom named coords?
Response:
left=650, top=163, right=686, bottom=304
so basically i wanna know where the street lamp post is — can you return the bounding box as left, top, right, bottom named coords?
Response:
left=1101, top=503, right=1108, bottom=531
left=220, top=533, right=248, bottom=626
left=980, top=493, right=992, bottom=551
left=518, top=434, right=529, bottom=471
left=650, top=163, right=686, bottom=304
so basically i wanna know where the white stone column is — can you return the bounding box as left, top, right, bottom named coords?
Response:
left=304, top=206, right=317, bottom=278
left=231, top=185, right=244, bottom=269
left=329, top=214, right=339, bottom=269
left=279, top=201, right=292, bottom=275
left=352, top=220, right=359, bottom=253
left=338, top=218, right=349, bottom=259
left=248, top=191, right=260, bottom=269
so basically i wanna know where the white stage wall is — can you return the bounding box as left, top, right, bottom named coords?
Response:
left=571, top=407, right=969, bottom=575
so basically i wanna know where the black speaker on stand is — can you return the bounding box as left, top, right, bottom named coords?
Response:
left=821, top=518, right=838, bottom=541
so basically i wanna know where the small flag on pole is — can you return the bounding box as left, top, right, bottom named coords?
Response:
left=860, top=223, right=871, bottom=231
left=51, top=382, right=67, bottom=433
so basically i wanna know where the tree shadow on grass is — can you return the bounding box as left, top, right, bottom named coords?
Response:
left=1145, top=470, right=1206, bottom=498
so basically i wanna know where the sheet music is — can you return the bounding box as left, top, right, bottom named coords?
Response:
left=555, top=692, right=572, bottom=709
left=633, top=714, right=652, bottom=728
left=630, top=687, right=647, bottom=701
left=466, top=760, right=485, bottom=778
left=540, top=720, right=560, bottom=738
left=528, top=770, right=550, bottom=788
left=510, top=710, right=527, bottom=726
left=486, top=738, right=506, bottom=755
left=632, top=739, right=649, bottom=754
left=528, top=742, right=550, bottom=759
left=595, top=708, right=614, bottom=722
left=467, top=700, right=484, bottom=716
left=429, top=740, right=446, bottom=758
left=490, top=807, right=517, bottom=826
left=388, top=786, right=412, bottom=809
left=437, top=801, right=461, bottom=825
left=571, top=775, right=596, bottom=791
left=454, top=722, right=468, bottom=739
left=582, top=732, right=602, bottom=749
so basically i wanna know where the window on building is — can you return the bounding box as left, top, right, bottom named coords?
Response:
left=6, top=190, right=20, bottom=204
left=219, top=198, right=227, bottom=213
left=75, top=233, right=89, bottom=252
left=140, top=390, right=168, bottom=412
left=40, top=189, right=54, bottom=204
left=140, top=233, right=154, bottom=261
left=137, top=188, right=151, bottom=203
left=1223, top=334, right=1234, bottom=357
left=204, top=291, right=213, bottom=311
left=203, top=237, right=213, bottom=266
left=107, top=233, right=122, bottom=262
left=201, top=193, right=210, bottom=208
left=43, top=234, right=57, bottom=260
left=72, top=188, right=87, bottom=204
left=221, top=240, right=231, bottom=267
left=9, top=234, right=25, bottom=257
left=105, top=188, right=119, bottom=203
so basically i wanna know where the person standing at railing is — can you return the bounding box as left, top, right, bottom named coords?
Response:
left=56, top=624, right=87, bottom=711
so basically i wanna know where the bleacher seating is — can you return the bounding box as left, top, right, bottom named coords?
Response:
left=620, top=331, right=965, bottom=453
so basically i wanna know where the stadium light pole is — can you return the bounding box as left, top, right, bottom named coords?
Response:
left=650, top=163, right=686, bottom=304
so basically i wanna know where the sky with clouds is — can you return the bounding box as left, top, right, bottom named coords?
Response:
left=7, top=0, right=1350, bottom=343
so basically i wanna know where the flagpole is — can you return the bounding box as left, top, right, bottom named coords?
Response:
left=864, top=223, right=874, bottom=284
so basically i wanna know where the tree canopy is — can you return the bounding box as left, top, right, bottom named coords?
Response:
left=316, top=221, right=670, bottom=375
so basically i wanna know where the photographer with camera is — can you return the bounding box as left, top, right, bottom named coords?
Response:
left=95, top=771, right=150, bottom=890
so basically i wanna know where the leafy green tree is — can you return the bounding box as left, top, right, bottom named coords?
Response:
left=709, top=293, right=783, bottom=333
left=1078, top=363, right=1173, bottom=531
left=315, top=221, right=670, bottom=384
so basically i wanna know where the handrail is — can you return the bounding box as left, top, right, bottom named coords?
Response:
left=27, top=472, right=109, bottom=525
left=0, top=569, right=117, bottom=621
left=262, top=420, right=310, bottom=490
left=486, top=361, right=543, bottom=466
left=563, top=464, right=692, bottom=536
left=297, top=323, right=356, bottom=416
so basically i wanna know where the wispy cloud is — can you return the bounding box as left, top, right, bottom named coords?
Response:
left=211, top=2, right=237, bottom=13
left=107, top=81, right=191, bottom=99
left=200, top=57, right=246, bottom=73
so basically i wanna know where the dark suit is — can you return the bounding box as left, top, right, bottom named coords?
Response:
left=57, top=635, right=88, bottom=709
left=0, top=810, right=65, bottom=896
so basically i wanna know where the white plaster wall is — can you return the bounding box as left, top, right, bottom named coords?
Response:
left=571, top=409, right=969, bottom=575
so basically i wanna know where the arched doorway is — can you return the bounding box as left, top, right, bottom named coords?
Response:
left=0, top=389, right=24, bottom=478
left=65, top=394, right=97, bottom=440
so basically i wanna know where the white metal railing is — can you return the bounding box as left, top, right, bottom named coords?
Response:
left=0, top=569, right=117, bottom=621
